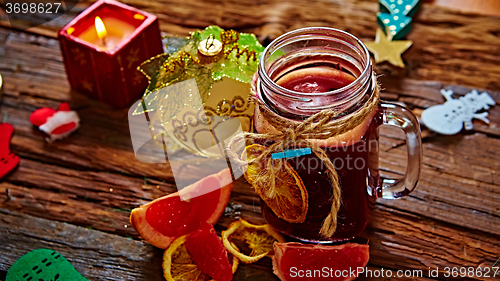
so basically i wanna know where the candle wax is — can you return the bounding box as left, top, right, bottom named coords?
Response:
left=76, top=17, right=136, bottom=51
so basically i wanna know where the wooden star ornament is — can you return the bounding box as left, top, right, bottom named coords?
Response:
left=364, top=28, right=412, bottom=68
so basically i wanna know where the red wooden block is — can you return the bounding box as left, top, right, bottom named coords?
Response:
left=58, top=0, right=163, bottom=108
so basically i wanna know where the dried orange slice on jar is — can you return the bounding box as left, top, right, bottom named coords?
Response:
left=163, top=235, right=239, bottom=281
left=242, top=144, right=309, bottom=223
left=222, top=219, right=286, bottom=264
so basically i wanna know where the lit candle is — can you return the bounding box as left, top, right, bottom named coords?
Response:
left=58, top=0, right=163, bottom=108
left=95, top=16, right=108, bottom=47
left=74, top=16, right=136, bottom=51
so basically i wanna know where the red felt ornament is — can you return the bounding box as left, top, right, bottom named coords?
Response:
left=0, top=123, right=20, bottom=179
left=29, top=102, right=80, bottom=142
left=29, top=108, right=57, bottom=127
left=58, top=102, right=71, bottom=112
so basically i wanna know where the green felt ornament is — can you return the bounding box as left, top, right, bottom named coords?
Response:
left=128, top=26, right=263, bottom=158
left=379, top=0, right=421, bottom=17
left=133, top=25, right=264, bottom=118
left=377, top=12, right=413, bottom=40
left=6, top=249, right=88, bottom=281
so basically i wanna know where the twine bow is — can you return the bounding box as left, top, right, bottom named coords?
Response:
left=227, top=81, right=379, bottom=237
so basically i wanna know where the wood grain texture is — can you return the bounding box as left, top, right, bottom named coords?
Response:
left=1, top=208, right=440, bottom=281
left=2, top=0, right=500, bottom=91
left=0, top=208, right=165, bottom=280
left=0, top=0, right=500, bottom=280
left=435, top=0, right=500, bottom=17
left=0, top=208, right=284, bottom=281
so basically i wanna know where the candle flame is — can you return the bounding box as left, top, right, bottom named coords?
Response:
left=95, top=16, right=107, bottom=40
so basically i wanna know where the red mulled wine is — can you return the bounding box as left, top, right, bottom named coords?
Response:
left=256, top=65, right=380, bottom=242
left=254, top=27, right=422, bottom=243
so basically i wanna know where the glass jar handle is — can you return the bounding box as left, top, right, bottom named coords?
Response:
left=378, top=102, right=422, bottom=199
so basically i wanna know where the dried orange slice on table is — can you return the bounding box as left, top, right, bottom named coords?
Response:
left=163, top=235, right=202, bottom=281
left=163, top=224, right=238, bottom=281
left=222, top=219, right=286, bottom=264
left=243, top=144, right=308, bottom=223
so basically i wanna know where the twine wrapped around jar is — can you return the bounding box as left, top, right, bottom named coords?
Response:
left=226, top=80, right=380, bottom=238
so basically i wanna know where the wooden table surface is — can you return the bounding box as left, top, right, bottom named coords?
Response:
left=1, top=0, right=500, bottom=280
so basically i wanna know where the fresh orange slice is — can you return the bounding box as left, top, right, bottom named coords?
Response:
left=242, top=144, right=308, bottom=223
left=163, top=235, right=239, bottom=281
left=222, top=219, right=286, bottom=264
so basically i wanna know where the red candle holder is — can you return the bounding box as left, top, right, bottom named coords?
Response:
left=58, top=0, right=163, bottom=108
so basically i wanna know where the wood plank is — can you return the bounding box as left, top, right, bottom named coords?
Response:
left=1, top=21, right=500, bottom=263
left=363, top=206, right=500, bottom=281
left=1, top=1, right=500, bottom=280
left=435, top=0, right=500, bottom=17
left=0, top=208, right=165, bottom=280
left=2, top=104, right=500, bottom=238
left=0, top=159, right=173, bottom=238
left=2, top=205, right=497, bottom=281
left=0, top=208, right=442, bottom=281
left=0, top=208, right=284, bottom=281
left=3, top=0, right=500, bottom=92
left=1, top=148, right=498, bottom=279
left=0, top=159, right=266, bottom=238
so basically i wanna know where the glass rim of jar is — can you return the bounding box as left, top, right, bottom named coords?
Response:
left=258, top=26, right=372, bottom=98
